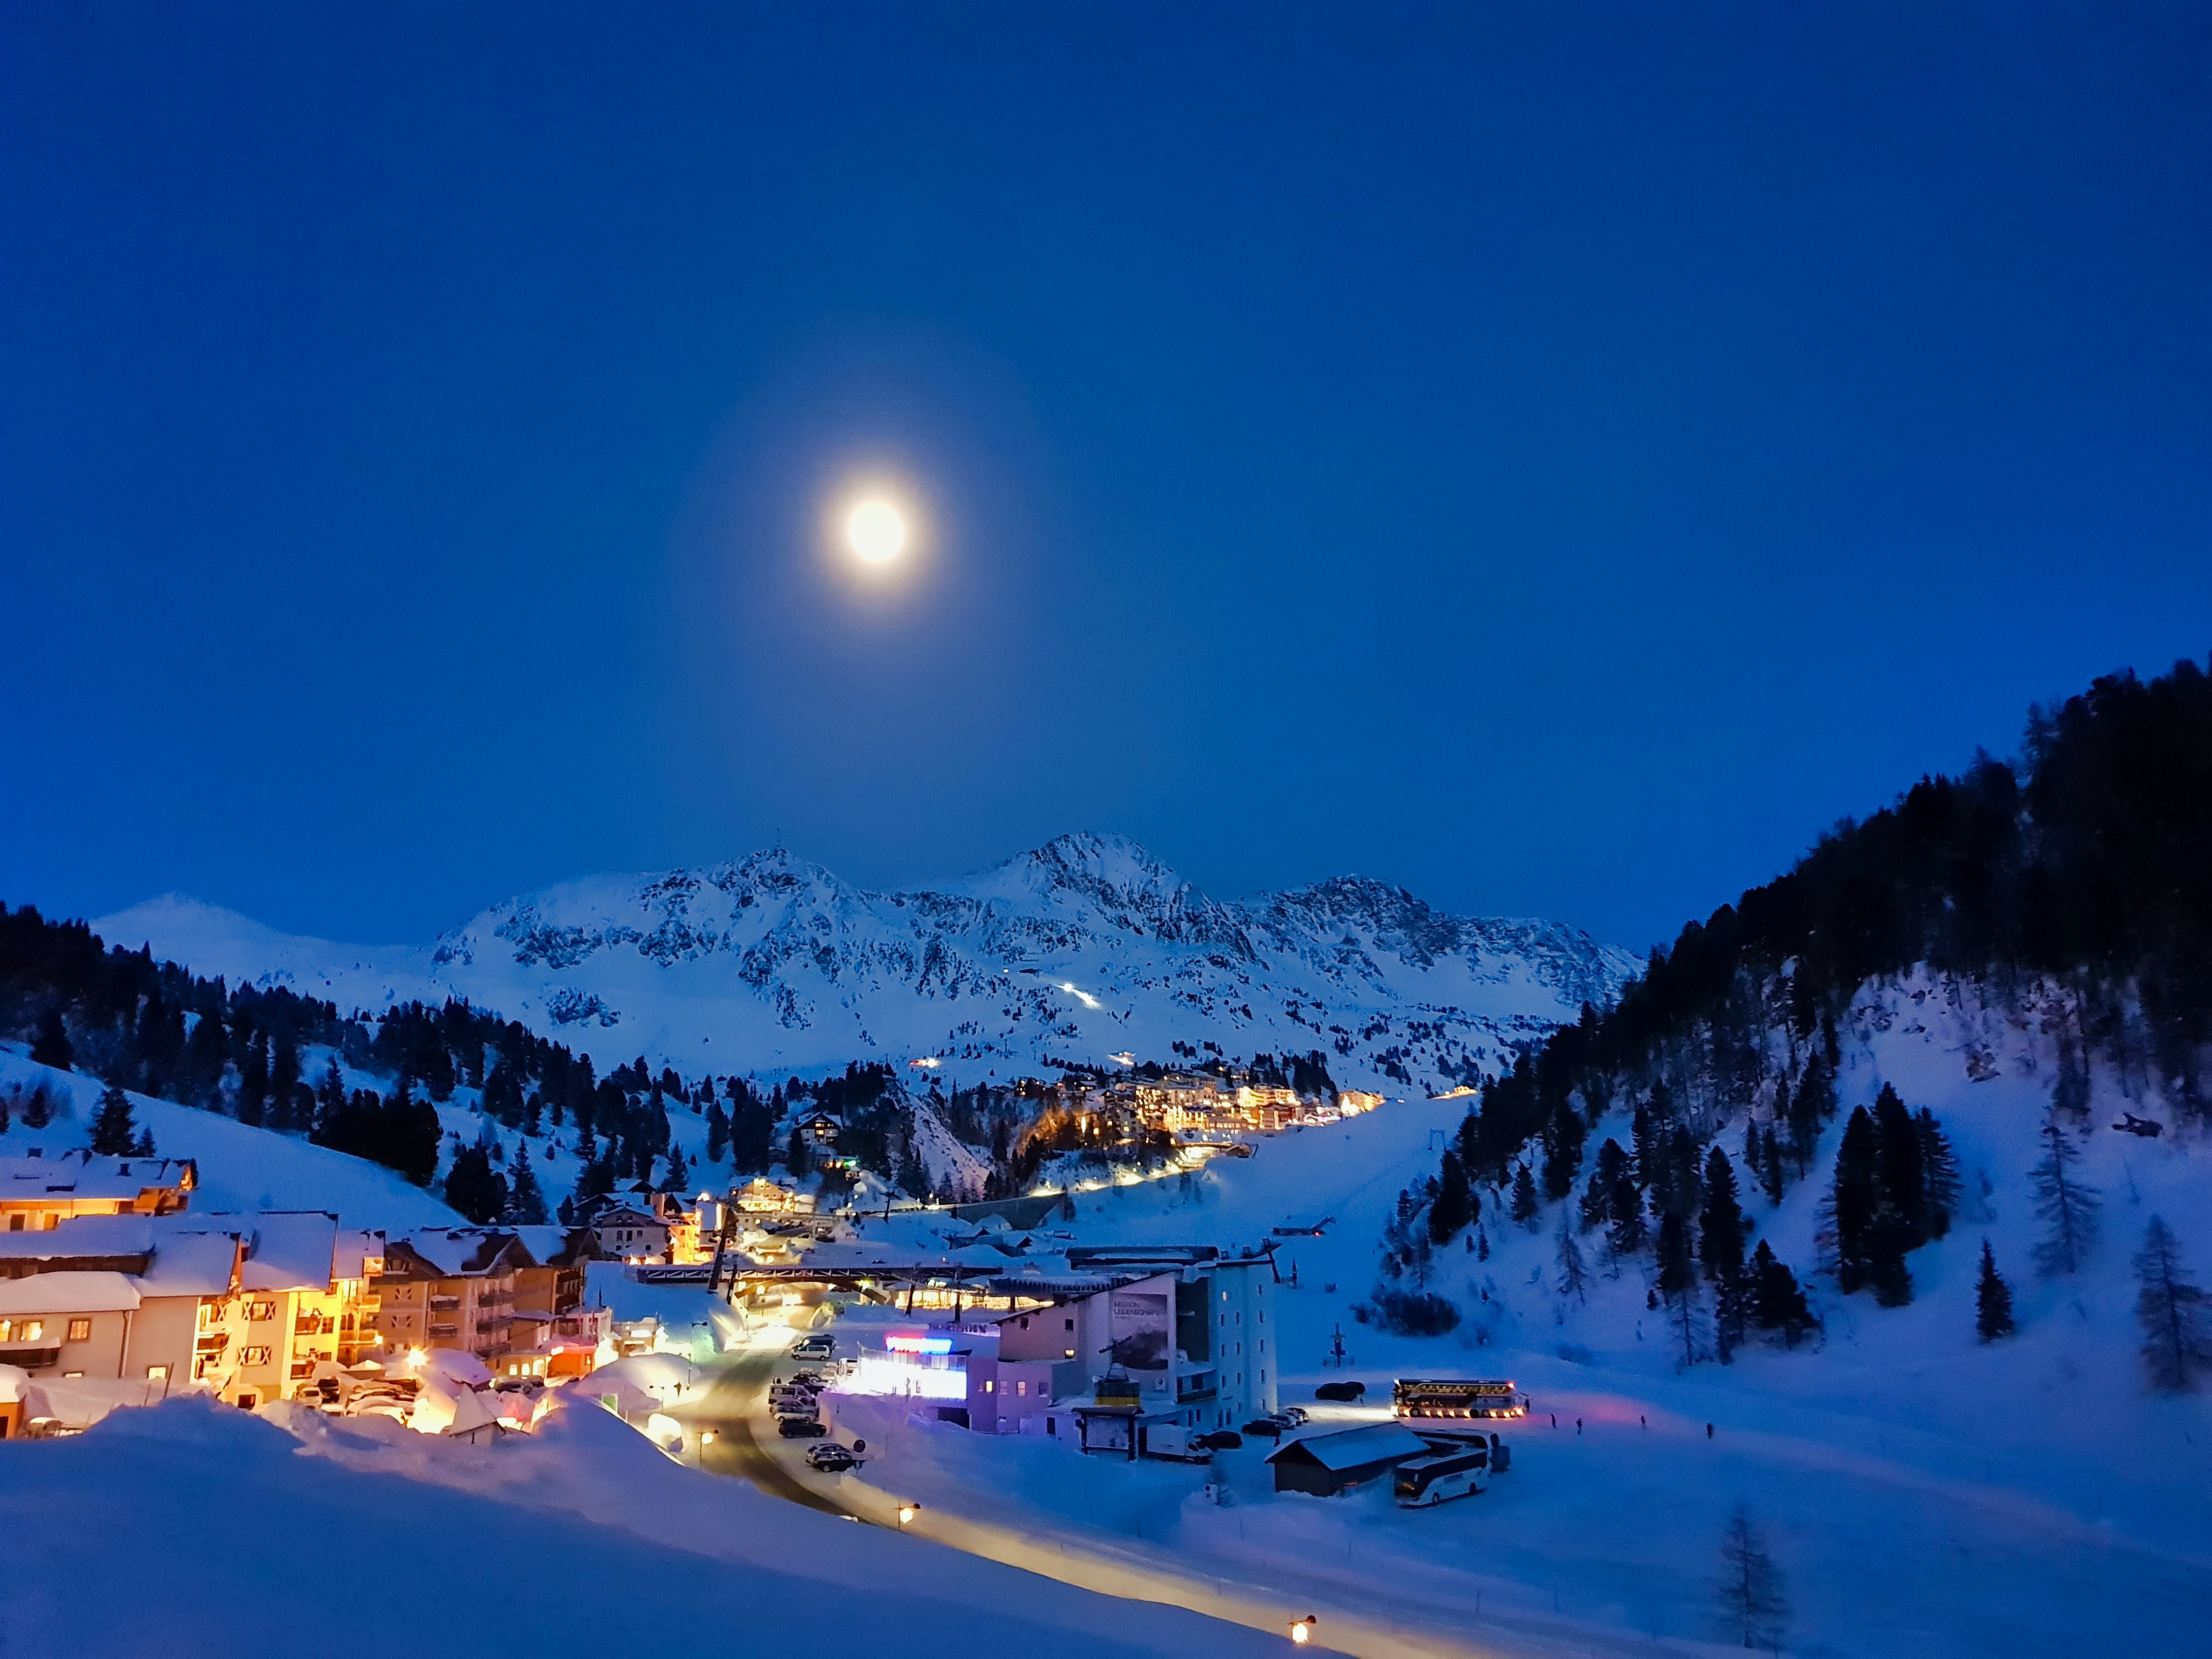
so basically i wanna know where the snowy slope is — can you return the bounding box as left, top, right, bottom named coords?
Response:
left=0, top=1046, right=462, bottom=1229
left=95, top=833, right=1635, bottom=1091
left=0, top=1396, right=1297, bottom=1659
left=820, top=972, right=2212, bottom=1657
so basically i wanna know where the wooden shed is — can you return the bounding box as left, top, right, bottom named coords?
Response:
left=1265, top=1422, right=1436, bottom=1496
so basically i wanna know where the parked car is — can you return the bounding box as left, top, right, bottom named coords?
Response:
left=1313, top=1380, right=1367, bottom=1402
left=1198, top=1430, right=1244, bottom=1451
left=1276, top=1406, right=1310, bottom=1426
left=805, top=1442, right=862, bottom=1471
left=789, top=1335, right=836, bottom=1359
left=778, top=1417, right=828, bottom=1438
left=1241, top=1417, right=1287, bottom=1439
left=788, top=1369, right=826, bottom=1387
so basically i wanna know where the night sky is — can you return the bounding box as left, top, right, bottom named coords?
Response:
left=4, top=5, right=2208, bottom=952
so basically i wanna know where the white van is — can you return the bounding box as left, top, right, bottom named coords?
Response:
left=1393, top=1442, right=1488, bottom=1507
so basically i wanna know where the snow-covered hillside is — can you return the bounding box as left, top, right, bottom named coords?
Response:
left=811, top=966, right=2212, bottom=1656
left=0, top=1396, right=1293, bottom=1659
left=0, top=1046, right=462, bottom=1229
left=95, top=832, right=1636, bottom=1091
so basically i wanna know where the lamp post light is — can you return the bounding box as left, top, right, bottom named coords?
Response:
left=897, top=1503, right=918, bottom=1528
left=1289, top=1616, right=1316, bottom=1644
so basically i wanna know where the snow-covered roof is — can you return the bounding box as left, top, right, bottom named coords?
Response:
left=0, top=1215, right=156, bottom=1261
left=0, top=1270, right=141, bottom=1316
left=388, top=1228, right=532, bottom=1277
left=334, top=1229, right=385, bottom=1281
left=0, top=1152, right=194, bottom=1204
left=173, top=1211, right=341, bottom=1293
left=1265, top=1423, right=1434, bottom=1472
left=134, top=1233, right=244, bottom=1299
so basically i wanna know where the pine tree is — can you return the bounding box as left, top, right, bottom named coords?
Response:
left=507, top=1143, right=549, bottom=1226
left=1475, top=1226, right=1489, bottom=1262
left=0, top=1090, right=10, bottom=1135
left=1714, top=1503, right=1789, bottom=1650
left=1748, top=1241, right=1813, bottom=1348
left=30, top=1007, right=74, bottom=1071
left=1510, top=1161, right=1540, bottom=1228
left=1831, top=1107, right=1882, bottom=1295
left=315, top=1057, right=346, bottom=1139
left=2030, top=1118, right=2102, bottom=1277
left=1555, top=1214, right=1588, bottom=1304
left=1607, top=1175, right=1647, bottom=1257
left=663, top=1145, right=691, bottom=1192
left=1699, top=1146, right=1747, bottom=1284
left=1790, top=1057, right=1833, bottom=1178
left=1759, top=1125, right=1785, bottom=1206
left=705, top=1099, right=730, bottom=1165
left=1915, top=1108, right=1960, bottom=1239
left=238, top=1031, right=268, bottom=1127
left=1657, top=1213, right=1706, bottom=1367
left=2134, top=1216, right=2211, bottom=1392
left=1429, top=1149, right=1474, bottom=1243
left=1630, top=1101, right=1658, bottom=1189
left=443, top=1145, right=507, bottom=1225
left=23, top=1082, right=53, bottom=1130
left=1582, top=1138, right=1629, bottom=1232
left=1872, top=1085, right=1927, bottom=1245
left=268, top=1032, right=301, bottom=1134
left=132, top=1127, right=155, bottom=1157
left=91, top=1084, right=138, bottom=1156
left=785, top=1126, right=808, bottom=1176
left=1742, top=1119, right=1763, bottom=1179
left=1974, top=1239, right=2015, bottom=1343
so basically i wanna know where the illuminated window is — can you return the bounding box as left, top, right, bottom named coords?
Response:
left=147, top=1364, right=170, bottom=1383
left=66, top=1319, right=91, bottom=1343
left=1016, top=1380, right=1028, bottom=1396
left=246, top=1301, right=276, bottom=1322
left=241, top=1345, right=272, bottom=1365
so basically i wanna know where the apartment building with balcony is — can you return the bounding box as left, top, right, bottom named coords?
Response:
left=374, top=1229, right=535, bottom=1371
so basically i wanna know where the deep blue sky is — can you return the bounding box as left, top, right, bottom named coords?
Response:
left=4, top=4, right=2209, bottom=952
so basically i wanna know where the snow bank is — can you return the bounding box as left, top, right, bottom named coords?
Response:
left=0, top=1394, right=1293, bottom=1659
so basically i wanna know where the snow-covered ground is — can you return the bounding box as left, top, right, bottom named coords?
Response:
left=0, top=1391, right=1300, bottom=1659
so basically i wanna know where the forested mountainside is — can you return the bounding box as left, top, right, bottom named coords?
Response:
left=1369, top=656, right=2212, bottom=1389
left=93, top=832, right=1637, bottom=1097
left=0, top=901, right=1305, bottom=1218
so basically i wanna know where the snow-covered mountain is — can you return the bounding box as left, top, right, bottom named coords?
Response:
left=95, top=833, right=1637, bottom=1093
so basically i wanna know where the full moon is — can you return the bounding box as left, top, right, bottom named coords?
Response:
left=845, top=498, right=907, bottom=566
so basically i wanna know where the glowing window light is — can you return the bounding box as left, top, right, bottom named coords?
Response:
left=884, top=1334, right=953, bottom=1355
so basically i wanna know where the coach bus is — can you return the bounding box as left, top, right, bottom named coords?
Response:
left=1393, top=1441, right=1489, bottom=1507
left=1392, top=1378, right=1526, bottom=1424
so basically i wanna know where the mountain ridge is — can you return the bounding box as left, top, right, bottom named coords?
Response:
left=95, top=832, right=1639, bottom=1093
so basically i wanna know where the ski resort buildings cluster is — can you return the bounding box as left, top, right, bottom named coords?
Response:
left=0, top=1148, right=670, bottom=1434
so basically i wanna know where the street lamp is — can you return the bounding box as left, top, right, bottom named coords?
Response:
left=896, top=1503, right=918, bottom=1527
left=1289, top=1616, right=1316, bottom=1644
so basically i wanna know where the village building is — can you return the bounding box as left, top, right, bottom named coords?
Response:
left=0, top=1151, right=196, bottom=1231
left=374, top=1229, right=533, bottom=1372
left=590, top=1203, right=672, bottom=1263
